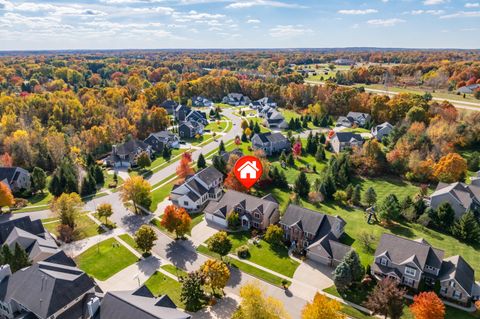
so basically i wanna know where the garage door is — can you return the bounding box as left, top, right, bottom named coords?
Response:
left=206, top=213, right=228, bottom=228
left=307, top=251, right=331, bottom=266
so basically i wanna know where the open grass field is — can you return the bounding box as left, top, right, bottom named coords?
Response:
left=75, top=237, right=138, bottom=280
left=43, top=213, right=102, bottom=241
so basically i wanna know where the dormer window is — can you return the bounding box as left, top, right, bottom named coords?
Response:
left=450, top=281, right=456, bottom=288
left=380, top=258, right=388, bottom=266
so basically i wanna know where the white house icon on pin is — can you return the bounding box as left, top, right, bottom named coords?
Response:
left=237, top=160, right=259, bottom=179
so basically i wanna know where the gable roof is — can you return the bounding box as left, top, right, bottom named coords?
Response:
left=194, top=166, right=223, bottom=186
left=98, top=286, right=190, bottom=319
left=0, top=259, right=96, bottom=319
left=333, top=132, right=363, bottom=143
left=347, top=112, right=370, bottom=121
left=431, top=182, right=480, bottom=210
left=0, top=167, right=24, bottom=185
left=307, top=233, right=351, bottom=262
left=440, top=255, right=475, bottom=296
left=204, top=190, right=278, bottom=221
left=114, top=140, right=149, bottom=156
left=374, top=233, right=444, bottom=270
left=254, top=132, right=288, bottom=144
left=0, top=216, right=46, bottom=245
left=280, top=204, right=345, bottom=237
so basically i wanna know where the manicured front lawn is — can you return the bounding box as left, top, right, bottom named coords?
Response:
left=26, top=191, right=53, bottom=206
left=150, top=180, right=176, bottom=212
left=43, top=214, right=102, bottom=241
left=75, top=238, right=138, bottom=280
left=197, top=245, right=289, bottom=287
left=92, top=212, right=116, bottom=229
left=118, top=233, right=142, bottom=254
left=144, top=271, right=184, bottom=308
left=161, top=264, right=188, bottom=278
left=226, top=231, right=300, bottom=278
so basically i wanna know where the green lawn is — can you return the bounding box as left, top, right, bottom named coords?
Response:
left=225, top=231, right=300, bottom=278
left=75, top=238, right=138, bottom=280
left=43, top=214, right=102, bottom=241
left=144, top=271, right=184, bottom=308
left=118, top=233, right=142, bottom=254
left=92, top=212, right=116, bottom=229
left=197, top=245, right=289, bottom=287
left=161, top=264, right=188, bottom=278
left=26, top=191, right=53, bottom=206
left=150, top=180, right=176, bottom=212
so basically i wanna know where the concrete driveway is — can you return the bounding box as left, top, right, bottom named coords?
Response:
left=190, top=219, right=223, bottom=246
left=289, top=260, right=334, bottom=301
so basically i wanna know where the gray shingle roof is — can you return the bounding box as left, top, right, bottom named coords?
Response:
left=431, top=182, right=480, bottom=210
left=280, top=204, right=345, bottom=238
left=114, top=140, right=149, bottom=156
left=98, top=286, right=190, bottom=319
left=254, top=132, right=288, bottom=144
left=333, top=132, right=363, bottom=143
left=0, top=260, right=96, bottom=319
left=0, top=167, right=20, bottom=184
left=194, top=166, right=223, bottom=186
left=0, top=217, right=46, bottom=245
left=440, top=255, right=475, bottom=296
left=375, top=233, right=444, bottom=270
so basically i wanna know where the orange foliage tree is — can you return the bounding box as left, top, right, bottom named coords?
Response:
left=0, top=182, right=14, bottom=211
left=410, top=292, right=445, bottom=319
left=160, top=205, right=192, bottom=239
left=176, top=152, right=195, bottom=181
left=433, top=153, right=467, bottom=183
left=224, top=170, right=248, bottom=193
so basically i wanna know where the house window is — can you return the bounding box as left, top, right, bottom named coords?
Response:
left=403, top=277, right=415, bottom=287
left=440, top=287, right=448, bottom=295
left=453, top=291, right=462, bottom=299
left=254, top=213, right=260, bottom=219
left=405, top=267, right=416, bottom=277
left=380, top=258, right=388, bottom=266
left=184, top=201, right=189, bottom=206
left=425, top=265, right=435, bottom=271
left=253, top=222, right=259, bottom=228
left=450, top=281, right=456, bottom=288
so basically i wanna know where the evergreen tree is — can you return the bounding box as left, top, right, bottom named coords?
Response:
left=432, top=202, right=456, bottom=230
left=315, top=144, right=326, bottom=162
left=12, top=243, right=30, bottom=272
left=364, top=187, right=377, bottom=207
left=180, top=271, right=205, bottom=312
left=352, top=185, right=362, bottom=206
left=287, top=153, right=295, bottom=167
left=218, top=140, right=225, bottom=154
left=241, top=132, right=248, bottom=142
left=294, top=172, right=310, bottom=198
left=212, top=156, right=226, bottom=174
left=319, top=133, right=326, bottom=144
left=279, top=150, right=287, bottom=163
left=306, top=131, right=317, bottom=155
left=288, top=118, right=295, bottom=130
left=48, top=158, right=79, bottom=196
left=253, top=122, right=261, bottom=133
left=452, top=211, right=480, bottom=243
left=343, top=250, right=364, bottom=283
left=81, top=173, right=97, bottom=197
left=379, top=194, right=401, bottom=222
left=345, top=184, right=354, bottom=201
left=93, top=165, right=104, bottom=185
left=86, top=153, right=95, bottom=167
left=197, top=153, right=206, bottom=169
left=333, top=261, right=352, bottom=293
left=162, top=146, right=172, bottom=160
left=31, top=167, right=47, bottom=193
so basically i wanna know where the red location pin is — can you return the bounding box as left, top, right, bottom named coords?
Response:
left=234, top=155, right=263, bottom=189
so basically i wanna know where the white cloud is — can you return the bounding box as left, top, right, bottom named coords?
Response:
left=352, top=23, right=360, bottom=29
left=0, top=0, right=13, bottom=10
left=409, top=9, right=445, bottom=15
left=269, top=24, right=312, bottom=37
left=440, top=11, right=480, bottom=18
left=227, top=0, right=306, bottom=9
left=131, top=6, right=175, bottom=15
left=465, top=2, right=480, bottom=7
left=338, top=9, right=378, bottom=15
left=367, top=18, right=405, bottom=26
left=246, top=19, right=261, bottom=23
left=423, top=0, right=447, bottom=5
left=100, top=0, right=164, bottom=3
left=3, top=2, right=107, bottom=16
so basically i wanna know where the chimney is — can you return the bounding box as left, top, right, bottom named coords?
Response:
left=0, top=265, right=12, bottom=282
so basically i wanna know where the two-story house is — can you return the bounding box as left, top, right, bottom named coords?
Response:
left=204, top=190, right=280, bottom=230
left=250, top=97, right=277, bottom=109
left=0, top=167, right=31, bottom=193
left=178, top=121, right=204, bottom=139
left=251, top=132, right=290, bottom=156
left=371, top=122, right=393, bottom=142
left=106, top=139, right=152, bottom=168
left=160, top=100, right=178, bottom=115
left=427, top=180, right=480, bottom=219
left=280, top=205, right=350, bottom=267
left=222, top=93, right=251, bottom=106
left=191, top=96, right=214, bottom=108
left=336, top=112, right=371, bottom=128
left=170, top=166, right=223, bottom=212
left=144, top=131, right=180, bottom=153
left=329, top=132, right=363, bottom=154
left=372, top=233, right=479, bottom=305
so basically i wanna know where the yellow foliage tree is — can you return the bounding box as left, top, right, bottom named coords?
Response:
left=233, top=282, right=290, bottom=319
left=0, top=182, right=15, bottom=211
left=120, top=176, right=152, bottom=214
left=301, top=293, right=345, bottom=319
left=200, top=259, right=230, bottom=294
left=433, top=153, right=467, bottom=183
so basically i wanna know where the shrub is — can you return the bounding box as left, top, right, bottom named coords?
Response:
left=236, top=245, right=250, bottom=259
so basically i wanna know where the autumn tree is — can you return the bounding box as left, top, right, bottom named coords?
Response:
left=134, top=225, right=158, bottom=255
left=364, top=278, right=406, bottom=319
left=200, top=259, right=230, bottom=294
left=410, top=292, right=445, bottom=319
left=264, top=225, right=284, bottom=246
left=233, top=282, right=290, bottom=319
left=176, top=152, right=194, bottom=181
left=207, top=231, right=232, bottom=260
left=120, top=176, right=152, bottom=214
left=96, top=203, right=113, bottom=224
left=433, top=153, right=467, bottom=183
left=224, top=170, right=248, bottom=193
left=0, top=182, right=14, bottom=212
left=302, top=292, right=345, bottom=319
left=160, top=205, right=192, bottom=239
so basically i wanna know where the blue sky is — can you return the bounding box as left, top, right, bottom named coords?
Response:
left=0, top=0, right=478, bottom=50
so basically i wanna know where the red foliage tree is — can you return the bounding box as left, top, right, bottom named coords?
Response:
left=410, top=292, right=445, bottom=319
left=176, top=152, right=194, bottom=181
left=224, top=170, right=248, bottom=193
